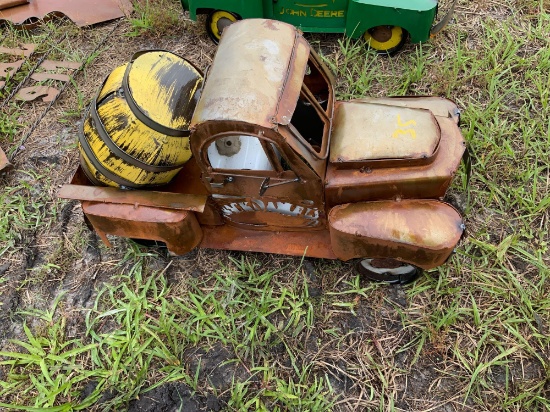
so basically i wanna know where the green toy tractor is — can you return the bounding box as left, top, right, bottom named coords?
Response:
left=180, top=0, right=457, bottom=55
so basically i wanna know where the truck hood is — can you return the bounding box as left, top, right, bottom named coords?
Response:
left=329, top=101, right=441, bottom=168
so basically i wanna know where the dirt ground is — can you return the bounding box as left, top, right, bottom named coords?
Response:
left=1, top=1, right=549, bottom=411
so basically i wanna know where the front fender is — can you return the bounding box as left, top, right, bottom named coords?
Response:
left=329, top=200, right=464, bottom=270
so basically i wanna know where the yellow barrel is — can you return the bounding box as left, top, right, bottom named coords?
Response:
left=78, top=50, right=203, bottom=188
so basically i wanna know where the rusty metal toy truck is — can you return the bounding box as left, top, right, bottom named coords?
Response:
left=181, top=0, right=457, bottom=54
left=60, top=19, right=467, bottom=283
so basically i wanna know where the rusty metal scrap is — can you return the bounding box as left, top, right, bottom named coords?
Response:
left=0, top=0, right=132, bottom=28
left=0, top=147, right=12, bottom=173
left=16, top=59, right=82, bottom=102
left=59, top=184, right=207, bottom=213
left=0, top=43, right=37, bottom=89
left=0, top=43, right=36, bottom=57
left=0, top=0, right=28, bottom=10
left=0, top=60, right=23, bottom=89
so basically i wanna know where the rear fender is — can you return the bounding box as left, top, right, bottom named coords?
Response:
left=190, top=1, right=265, bottom=19
left=83, top=202, right=203, bottom=256
left=346, top=0, right=437, bottom=43
left=58, top=168, right=207, bottom=256
left=329, top=200, right=464, bottom=270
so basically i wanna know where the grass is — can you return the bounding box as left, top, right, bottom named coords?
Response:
left=128, top=0, right=184, bottom=37
left=0, top=251, right=335, bottom=410
left=0, top=0, right=549, bottom=411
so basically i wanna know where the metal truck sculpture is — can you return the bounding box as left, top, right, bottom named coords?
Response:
left=181, top=0, right=457, bottom=54
left=60, top=19, right=467, bottom=283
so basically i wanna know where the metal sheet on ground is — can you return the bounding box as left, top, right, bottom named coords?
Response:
left=0, top=0, right=132, bottom=27
left=0, top=147, right=11, bottom=172
left=0, top=0, right=28, bottom=10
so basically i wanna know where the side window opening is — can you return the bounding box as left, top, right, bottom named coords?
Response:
left=207, top=135, right=289, bottom=172
left=303, top=60, right=329, bottom=107
left=289, top=56, right=330, bottom=154
left=290, top=98, right=325, bottom=152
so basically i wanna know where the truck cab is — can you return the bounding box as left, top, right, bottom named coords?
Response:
left=61, top=19, right=466, bottom=282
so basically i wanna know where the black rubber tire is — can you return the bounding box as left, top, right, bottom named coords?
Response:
left=205, top=10, right=240, bottom=44
left=355, top=258, right=421, bottom=284
left=363, top=26, right=408, bottom=56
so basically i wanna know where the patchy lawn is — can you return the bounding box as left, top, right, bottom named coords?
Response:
left=0, top=0, right=549, bottom=410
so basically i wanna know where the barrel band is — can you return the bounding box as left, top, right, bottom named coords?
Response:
left=78, top=153, right=104, bottom=187
left=78, top=111, right=142, bottom=189
left=90, top=96, right=186, bottom=173
left=122, top=50, right=191, bottom=138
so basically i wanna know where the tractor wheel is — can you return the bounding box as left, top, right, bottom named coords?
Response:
left=355, top=258, right=420, bottom=284
left=363, top=26, right=408, bottom=55
left=205, top=10, right=240, bottom=44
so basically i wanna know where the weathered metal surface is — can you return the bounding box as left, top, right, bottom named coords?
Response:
left=353, top=96, right=461, bottom=124
left=211, top=194, right=323, bottom=230
left=329, top=199, right=463, bottom=269
left=191, top=19, right=308, bottom=129
left=58, top=184, right=207, bottom=213
left=30, top=60, right=81, bottom=82
left=325, top=116, right=465, bottom=206
left=79, top=51, right=203, bottom=188
left=0, top=147, right=12, bottom=172
left=15, top=59, right=81, bottom=101
left=83, top=201, right=203, bottom=256
left=0, top=60, right=23, bottom=89
left=329, top=102, right=440, bottom=166
left=0, top=43, right=35, bottom=57
left=0, top=44, right=37, bottom=89
left=0, top=0, right=28, bottom=10
left=16, top=85, right=58, bottom=101
left=199, top=224, right=337, bottom=259
left=192, top=122, right=326, bottom=230
left=0, top=0, right=132, bottom=27
left=39, top=60, right=81, bottom=71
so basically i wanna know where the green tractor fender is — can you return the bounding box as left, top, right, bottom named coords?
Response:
left=345, top=0, right=438, bottom=43
left=184, top=0, right=269, bottom=20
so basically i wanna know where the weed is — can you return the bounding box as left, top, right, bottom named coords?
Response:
left=128, top=0, right=182, bottom=37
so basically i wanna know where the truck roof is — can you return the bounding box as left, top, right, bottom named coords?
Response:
left=191, top=19, right=309, bottom=129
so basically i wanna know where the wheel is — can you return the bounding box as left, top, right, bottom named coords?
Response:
left=205, top=10, right=239, bottom=44
left=355, top=258, right=420, bottom=284
left=363, top=26, right=408, bottom=55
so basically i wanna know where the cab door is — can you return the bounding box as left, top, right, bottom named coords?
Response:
left=200, top=133, right=325, bottom=231
left=273, top=0, right=348, bottom=30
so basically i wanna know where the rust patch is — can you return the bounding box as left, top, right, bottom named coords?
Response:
left=0, top=0, right=132, bottom=27
left=16, top=85, right=59, bottom=102
left=0, top=60, right=23, bottom=89
left=263, top=19, right=280, bottom=31
left=0, top=43, right=36, bottom=57
left=59, top=184, right=207, bottom=213
left=84, top=201, right=203, bottom=255
left=0, top=0, right=28, bottom=10
left=325, top=116, right=465, bottom=206
left=0, top=147, right=12, bottom=173
left=329, top=200, right=463, bottom=269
